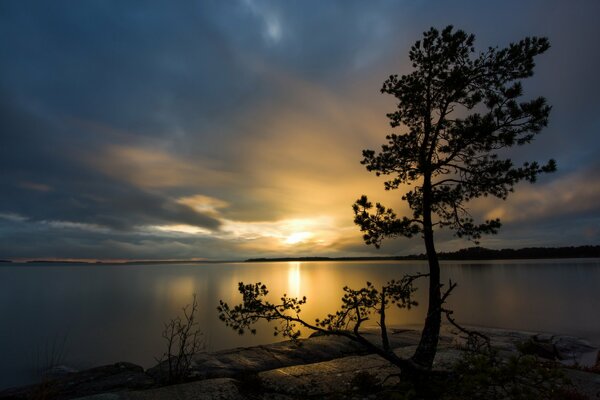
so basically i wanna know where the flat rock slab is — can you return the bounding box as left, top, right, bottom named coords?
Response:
left=5, top=326, right=599, bottom=400
left=73, top=347, right=467, bottom=400
left=564, top=369, right=600, bottom=399
left=72, top=336, right=600, bottom=400
left=0, top=362, right=154, bottom=400
left=147, top=330, right=424, bottom=383
left=75, top=378, right=245, bottom=400
left=260, top=353, right=396, bottom=397
left=443, top=325, right=599, bottom=367
left=259, top=345, right=464, bottom=398
left=552, top=336, right=598, bottom=366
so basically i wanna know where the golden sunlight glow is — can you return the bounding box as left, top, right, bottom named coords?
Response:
left=287, top=262, right=301, bottom=297
left=86, top=144, right=233, bottom=189
left=152, top=224, right=212, bottom=235
left=177, top=194, right=228, bottom=215
left=154, top=275, right=201, bottom=306
left=284, top=231, right=312, bottom=245
left=149, top=216, right=338, bottom=253
left=221, top=216, right=335, bottom=247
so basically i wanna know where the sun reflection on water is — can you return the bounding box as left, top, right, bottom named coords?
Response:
left=288, top=262, right=301, bottom=298
left=154, top=275, right=199, bottom=307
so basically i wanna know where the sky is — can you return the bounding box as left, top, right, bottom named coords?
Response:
left=1, top=0, right=599, bottom=261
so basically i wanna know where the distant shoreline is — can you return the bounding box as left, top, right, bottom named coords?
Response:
left=0, top=259, right=238, bottom=266
left=2, top=245, right=598, bottom=265
left=246, top=245, right=600, bottom=262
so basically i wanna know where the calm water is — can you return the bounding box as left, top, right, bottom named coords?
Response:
left=1, top=259, right=599, bottom=389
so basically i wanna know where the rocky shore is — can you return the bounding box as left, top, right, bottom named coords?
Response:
left=1, top=326, right=598, bottom=400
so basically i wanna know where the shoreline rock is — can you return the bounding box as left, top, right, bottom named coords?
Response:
left=1, top=326, right=598, bottom=400
left=0, top=362, right=154, bottom=400
left=146, top=329, right=427, bottom=384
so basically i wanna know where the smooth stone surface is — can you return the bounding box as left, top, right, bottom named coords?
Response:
left=564, top=369, right=600, bottom=399
left=444, top=325, right=600, bottom=367
left=45, top=365, right=80, bottom=379
left=71, top=346, right=501, bottom=400
left=4, top=326, right=599, bottom=400
left=553, top=336, right=598, bottom=366
left=76, top=378, right=245, bottom=400
left=146, top=330, right=423, bottom=384
left=0, top=362, right=154, bottom=400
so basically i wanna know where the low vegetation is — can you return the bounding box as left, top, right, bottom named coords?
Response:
left=155, top=294, right=204, bottom=384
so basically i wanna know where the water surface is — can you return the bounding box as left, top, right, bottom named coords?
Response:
left=1, top=259, right=599, bottom=389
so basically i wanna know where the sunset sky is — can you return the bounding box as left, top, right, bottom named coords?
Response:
left=1, top=0, right=599, bottom=260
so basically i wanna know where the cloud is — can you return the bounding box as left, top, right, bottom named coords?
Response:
left=242, top=0, right=283, bottom=44
left=214, top=65, right=405, bottom=223
left=1, top=0, right=599, bottom=259
left=19, top=182, right=53, bottom=192
left=482, top=165, right=600, bottom=224
left=0, top=213, right=28, bottom=222
left=86, top=144, right=234, bottom=189
left=176, top=195, right=229, bottom=215
left=148, top=224, right=212, bottom=236
left=41, top=220, right=111, bottom=233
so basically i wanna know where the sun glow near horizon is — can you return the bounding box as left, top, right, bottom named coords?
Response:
left=148, top=215, right=339, bottom=253
left=284, top=231, right=313, bottom=245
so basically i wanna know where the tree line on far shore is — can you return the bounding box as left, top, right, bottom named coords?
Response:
left=246, top=245, right=600, bottom=262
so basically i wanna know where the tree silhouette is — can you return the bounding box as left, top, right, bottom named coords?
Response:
left=218, top=276, right=428, bottom=373
left=218, top=26, right=556, bottom=380
left=353, top=25, right=555, bottom=369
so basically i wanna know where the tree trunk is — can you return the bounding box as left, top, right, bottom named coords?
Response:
left=411, top=175, right=442, bottom=369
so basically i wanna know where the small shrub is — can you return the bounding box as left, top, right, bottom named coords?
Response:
left=350, top=370, right=381, bottom=393
left=553, top=387, right=590, bottom=400
left=156, top=294, right=204, bottom=383
left=29, top=334, right=70, bottom=400
left=235, top=372, right=264, bottom=394
left=566, top=351, right=600, bottom=375
left=28, top=380, right=58, bottom=400
left=448, top=348, right=571, bottom=400
left=33, top=334, right=70, bottom=379
left=517, top=338, right=557, bottom=360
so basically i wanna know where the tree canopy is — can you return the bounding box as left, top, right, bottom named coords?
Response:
left=354, top=26, right=555, bottom=247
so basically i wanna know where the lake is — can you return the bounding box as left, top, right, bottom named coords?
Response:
left=1, top=258, right=599, bottom=389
